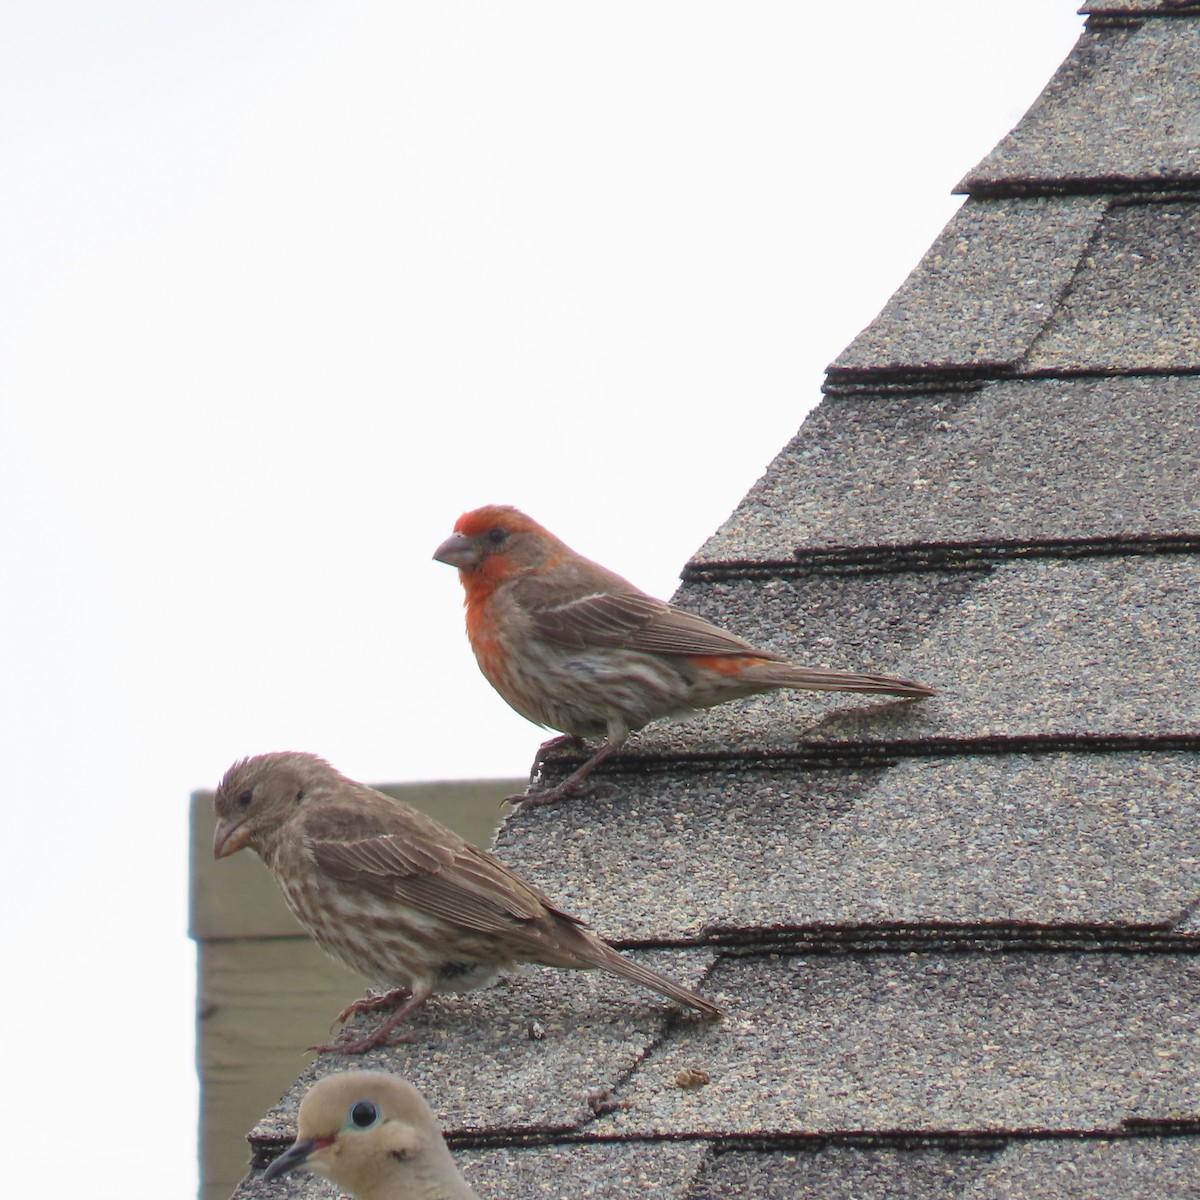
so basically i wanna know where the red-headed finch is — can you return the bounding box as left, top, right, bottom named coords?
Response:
left=213, top=752, right=720, bottom=1052
left=434, top=505, right=933, bottom=805
left=263, top=1071, right=479, bottom=1199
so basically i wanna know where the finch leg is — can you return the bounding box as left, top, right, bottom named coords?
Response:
left=530, top=734, right=583, bottom=776
left=310, top=988, right=432, bottom=1055
left=504, top=735, right=588, bottom=807
left=330, top=987, right=413, bottom=1027
left=507, top=742, right=616, bottom=810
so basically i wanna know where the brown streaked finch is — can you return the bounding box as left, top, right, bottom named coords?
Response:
left=263, top=1070, right=479, bottom=1199
left=434, top=505, right=934, bottom=806
left=213, top=751, right=721, bottom=1053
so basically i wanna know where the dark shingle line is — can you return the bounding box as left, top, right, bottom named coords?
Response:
left=822, top=369, right=1006, bottom=395
left=1014, top=365, right=1200, bottom=381
left=657, top=925, right=1200, bottom=955
left=538, top=735, right=1200, bottom=783
left=684, top=535, right=1200, bottom=580
left=249, top=1123, right=1200, bottom=1162
left=961, top=180, right=1200, bottom=200
left=1085, top=8, right=1200, bottom=24
left=821, top=377, right=990, bottom=397
left=824, top=364, right=1200, bottom=396
left=822, top=363, right=1022, bottom=400
left=441, top=1123, right=1200, bottom=1152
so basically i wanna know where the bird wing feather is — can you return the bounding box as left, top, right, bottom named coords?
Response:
left=309, top=822, right=587, bottom=943
left=515, top=574, right=778, bottom=659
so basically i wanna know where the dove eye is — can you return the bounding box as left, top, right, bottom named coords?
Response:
left=349, top=1101, right=380, bottom=1129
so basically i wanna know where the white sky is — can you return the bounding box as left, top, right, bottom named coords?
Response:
left=1, top=4, right=1083, bottom=1197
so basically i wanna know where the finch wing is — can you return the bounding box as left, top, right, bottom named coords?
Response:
left=515, top=573, right=781, bottom=659
left=306, top=804, right=586, bottom=944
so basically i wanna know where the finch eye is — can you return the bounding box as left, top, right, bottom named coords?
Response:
left=486, top=527, right=508, bottom=545
left=349, top=1101, right=380, bottom=1129
left=237, top=789, right=253, bottom=809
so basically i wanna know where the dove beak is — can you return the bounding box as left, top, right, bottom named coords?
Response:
left=262, top=1136, right=335, bottom=1182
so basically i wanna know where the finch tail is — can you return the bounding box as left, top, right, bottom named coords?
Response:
left=594, top=943, right=722, bottom=1018
left=741, top=661, right=934, bottom=698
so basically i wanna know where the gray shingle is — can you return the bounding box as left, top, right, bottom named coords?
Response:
left=596, top=953, right=1200, bottom=1136
left=692, top=375, right=1200, bottom=565
left=965, top=1138, right=1200, bottom=1199
left=245, top=950, right=719, bottom=1146
left=692, top=1146, right=996, bottom=1200
left=497, top=754, right=1200, bottom=941
left=692, top=1140, right=1200, bottom=1200
left=961, top=19, right=1200, bottom=194
left=605, top=557, right=1200, bottom=759
left=1083, top=1, right=1200, bottom=12
left=829, top=199, right=1105, bottom=381
left=1022, top=201, right=1200, bottom=371
left=461, top=1141, right=708, bottom=1200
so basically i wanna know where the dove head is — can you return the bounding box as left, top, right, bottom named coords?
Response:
left=263, top=1071, right=476, bottom=1200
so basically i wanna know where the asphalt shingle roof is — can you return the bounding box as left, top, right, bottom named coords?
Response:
left=694, top=376, right=1200, bottom=563
left=829, top=198, right=1107, bottom=382
left=1022, top=201, right=1200, bottom=370
left=960, top=20, right=1200, bottom=196
left=228, top=9, right=1200, bottom=1197
left=498, top=754, right=1200, bottom=937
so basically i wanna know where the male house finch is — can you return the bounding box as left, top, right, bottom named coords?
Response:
left=264, top=1070, right=479, bottom=1199
left=434, top=505, right=933, bottom=805
left=213, top=752, right=720, bottom=1052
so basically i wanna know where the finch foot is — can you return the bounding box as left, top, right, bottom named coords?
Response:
left=530, top=734, right=584, bottom=775
left=310, top=987, right=432, bottom=1055
left=308, top=1026, right=417, bottom=1054
left=502, top=736, right=586, bottom=809
left=505, top=741, right=617, bottom=810
left=331, top=987, right=413, bottom=1027
left=503, top=780, right=580, bottom=810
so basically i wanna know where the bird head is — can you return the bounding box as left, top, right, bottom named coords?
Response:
left=212, top=751, right=336, bottom=860
left=433, top=505, right=560, bottom=586
left=263, top=1071, right=464, bottom=1199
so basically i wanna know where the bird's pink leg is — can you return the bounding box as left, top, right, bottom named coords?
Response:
left=530, top=734, right=582, bottom=775
left=330, top=987, right=413, bottom=1026
left=503, top=734, right=585, bottom=807
left=310, top=987, right=433, bottom=1055
left=507, top=741, right=616, bottom=809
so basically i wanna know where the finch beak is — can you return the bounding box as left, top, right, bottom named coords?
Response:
left=213, top=817, right=253, bottom=860
left=262, top=1136, right=334, bottom=1182
left=433, top=531, right=480, bottom=569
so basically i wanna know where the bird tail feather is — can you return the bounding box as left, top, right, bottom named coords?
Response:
left=596, top=944, right=722, bottom=1018
left=744, top=662, right=934, bottom=697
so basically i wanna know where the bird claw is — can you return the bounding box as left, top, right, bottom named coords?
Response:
left=331, top=987, right=413, bottom=1027
left=306, top=1027, right=417, bottom=1055
left=502, top=736, right=592, bottom=810
left=313, top=986, right=432, bottom=1054
left=530, top=734, right=583, bottom=776
left=502, top=781, right=578, bottom=811
left=508, top=739, right=616, bottom=810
